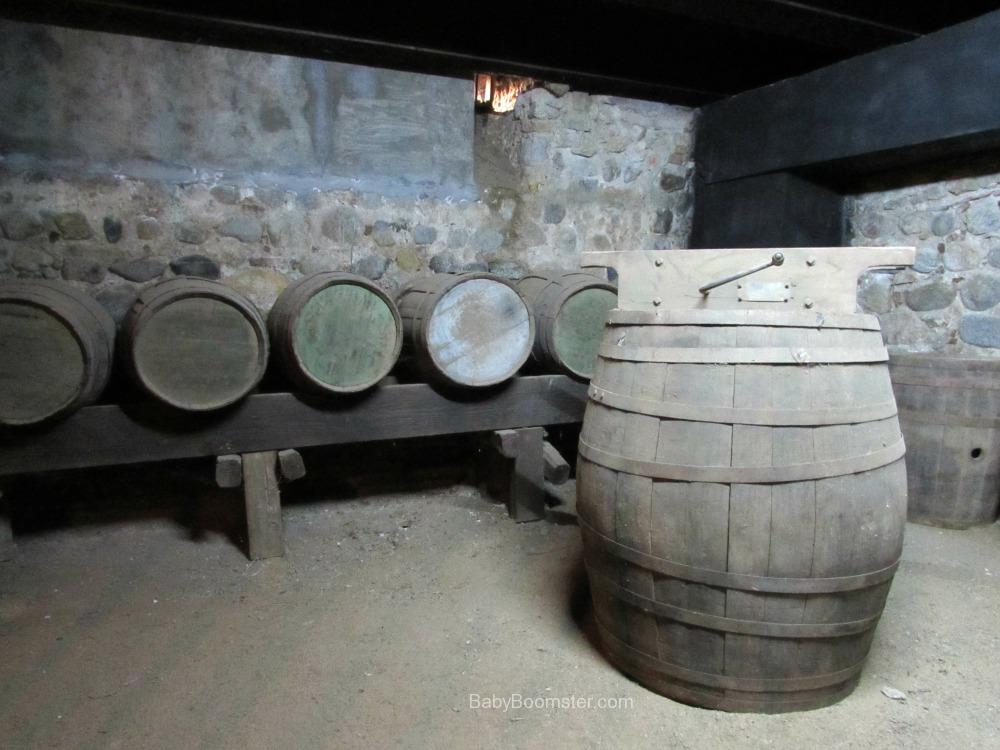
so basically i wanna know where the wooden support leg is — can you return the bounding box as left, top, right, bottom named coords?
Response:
left=0, top=488, right=14, bottom=561
left=241, top=451, right=284, bottom=560
left=493, top=427, right=546, bottom=522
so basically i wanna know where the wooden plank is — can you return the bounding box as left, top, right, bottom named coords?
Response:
left=242, top=451, right=284, bottom=560
left=0, top=489, right=14, bottom=561
left=215, top=454, right=243, bottom=488
left=505, top=427, right=546, bottom=522
left=277, top=449, right=307, bottom=482
left=0, top=375, right=587, bottom=477
left=542, top=441, right=570, bottom=485
left=697, top=12, right=1000, bottom=184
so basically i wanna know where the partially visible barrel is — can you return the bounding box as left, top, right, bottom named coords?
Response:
left=0, top=280, right=115, bottom=426
left=395, top=273, right=534, bottom=388
left=268, top=272, right=402, bottom=394
left=578, top=309, right=907, bottom=712
left=121, top=277, right=268, bottom=411
left=516, top=270, right=617, bottom=379
left=889, top=353, right=1000, bottom=528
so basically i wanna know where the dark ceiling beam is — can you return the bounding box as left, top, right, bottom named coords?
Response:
left=696, top=9, right=1000, bottom=184
left=0, top=0, right=727, bottom=105
left=608, top=0, right=918, bottom=51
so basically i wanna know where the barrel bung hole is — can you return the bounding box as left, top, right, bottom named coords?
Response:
left=971, top=447, right=984, bottom=460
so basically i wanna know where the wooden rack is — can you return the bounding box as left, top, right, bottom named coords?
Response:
left=0, top=375, right=587, bottom=560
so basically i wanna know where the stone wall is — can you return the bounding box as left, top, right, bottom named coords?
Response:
left=0, top=22, right=696, bottom=320
left=849, top=171, right=1000, bottom=354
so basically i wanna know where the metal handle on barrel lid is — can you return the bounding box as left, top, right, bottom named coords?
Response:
left=698, top=252, right=785, bottom=295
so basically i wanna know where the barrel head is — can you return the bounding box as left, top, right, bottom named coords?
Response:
left=132, top=296, right=262, bottom=411
left=293, top=284, right=400, bottom=390
left=427, top=278, right=532, bottom=387
left=0, top=301, right=85, bottom=425
left=553, top=286, right=617, bottom=379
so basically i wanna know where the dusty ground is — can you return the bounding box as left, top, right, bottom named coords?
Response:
left=1, top=460, right=999, bottom=750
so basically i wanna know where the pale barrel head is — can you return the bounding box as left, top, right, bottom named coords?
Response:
left=133, top=296, right=262, bottom=410
left=553, top=287, right=617, bottom=378
left=0, top=302, right=85, bottom=424
left=293, top=284, right=399, bottom=390
left=427, top=278, right=532, bottom=386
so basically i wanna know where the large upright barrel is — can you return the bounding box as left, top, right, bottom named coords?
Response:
left=576, top=247, right=913, bottom=713
left=268, top=272, right=403, bottom=394
left=0, top=280, right=115, bottom=427
left=889, top=353, right=1000, bottom=528
left=395, top=273, right=534, bottom=388
left=516, top=270, right=617, bottom=379
left=121, top=277, right=268, bottom=411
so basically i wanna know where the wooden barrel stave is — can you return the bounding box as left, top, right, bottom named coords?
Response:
left=889, top=354, right=1000, bottom=528
left=121, top=277, right=268, bottom=411
left=395, top=273, right=535, bottom=388
left=0, top=280, right=115, bottom=426
left=577, top=313, right=906, bottom=712
left=268, top=272, right=402, bottom=394
left=516, top=271, right=616, bottom=379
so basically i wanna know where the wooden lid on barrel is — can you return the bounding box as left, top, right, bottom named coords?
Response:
left=268, top=272, right=402, bottom=394
left=396, top=272, right=535, bottom=388
left=0, top=280, right=115, bottom=426
left=122, top=277, right=268, bottom=411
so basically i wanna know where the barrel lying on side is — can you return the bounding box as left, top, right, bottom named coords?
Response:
left=578, top=309, right=907, bottom=713
left=516, top=270, right=617, bottom=380
left=121, top=277, right=268, bottom=411
left=269, top=272, right=402, bottom=394
left=0, top=280, right=115, bottom=427
left=395, top=272, right=535, bottom=388
left=889, top=353, right=1000, bottom=528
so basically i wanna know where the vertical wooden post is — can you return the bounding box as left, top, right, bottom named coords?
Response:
left=493, top=427, right=547, bottom=522
left=0, top=488, right=14, bottom=561
left=242, top=450, right=284, bottom=560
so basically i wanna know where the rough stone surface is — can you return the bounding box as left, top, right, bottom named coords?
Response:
left=462, top=261, right=488, bottom=273
left=54, top=211, right=92, bottom=240
left=960, top=274, right=1000, bottom=311
left=109, top=257, right=166, bottom=283
left=659, top=172, right=685, bottom=192
left=487, top=259, right=526, bottom=280
left=1, top=210, right=43, bottom=240
left=211, top=185, right=240, bottom=205
left=225, top=268, right=289, bottom=310
left=905, top=280, right=956, bottom=312
left=653, top=210, right=673, bottom=235
left=471, top=228, right=504, bottom=253
left=879, top=309, right=948, bottom=351
left=12, top=246, right=53, bottom=273
left=394, top=246, right=422, bottom=273
left=353, top=254, right=388, bottom=280
left=136, top=217, right=161, bottom=240
left=429, top=252, right=461, bottom=274
left=170, top=254, right=220, bottom=279
left=912, top=244, right=943, bottom=273
left=61, top=256, right=105, bottom=283
left=175, top=220, right=209, bottom=245
left=543, top=204, right=565, bottom=224
left=931, top=213, right=955, bottom=237
left=103, top=216, right=123, bottom=243
left=959, top=314, right=1000, bottom=348
left=95, top=285, right=139, bottom=323
left=218, top=216, right=263, bottom=243
left=321, top=207, right=363, bottom=244
left=965, top=199, right=1000, bottom=236
left=858, top=272, right=893, bottom=314
left=412, top=225, right=437, bottom=245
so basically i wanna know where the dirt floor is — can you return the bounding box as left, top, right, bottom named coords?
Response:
left=1, top=460, right=999, bottom=750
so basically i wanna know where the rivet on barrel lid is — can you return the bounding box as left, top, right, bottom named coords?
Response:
left=654, top=258, right=664, bottom=267
left=807, top=257, right=817, bottom=266
left=653, top=297, right=662, bottom=306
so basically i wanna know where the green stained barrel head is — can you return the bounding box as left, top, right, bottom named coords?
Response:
left=293, top=284, right=398, bottom=389
left=553, top=287, right=617, bottom=378
left=0, top=302, right=85, bottom=424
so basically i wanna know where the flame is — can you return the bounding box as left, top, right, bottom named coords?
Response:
left=475, top=73, right=534, bottom=113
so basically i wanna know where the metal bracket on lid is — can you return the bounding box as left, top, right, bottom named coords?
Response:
left=581, top=247, right=915, bottom=314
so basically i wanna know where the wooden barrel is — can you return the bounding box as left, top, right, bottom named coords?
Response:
left=268, top=272, right=403, bottom=394
left=395, top=273, right=535, bottom=388
left=889, top=353, right=1000, bottom=528
left=577, top=308, right=907, bottom=712
left=121, top=277, right=268, bottom=411
left=516, top=270, right=617, bottom=379
left=0, top=280, right=115, bottom=427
